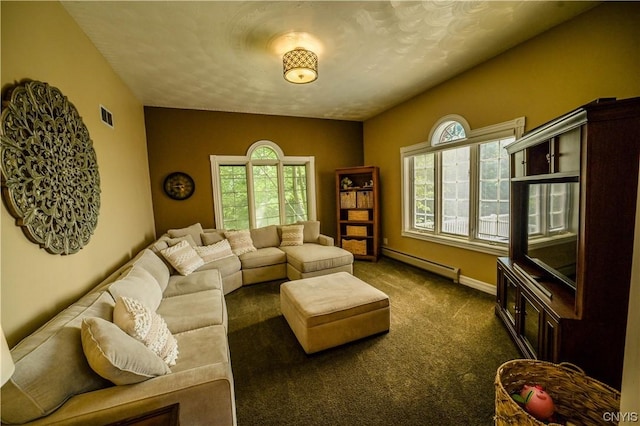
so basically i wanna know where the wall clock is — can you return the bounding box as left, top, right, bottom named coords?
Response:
left=163, top=172, right=195, bottom=200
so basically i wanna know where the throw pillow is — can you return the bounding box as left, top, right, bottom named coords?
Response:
left=160, top=240, right=204, bottom=276
left=109, top=267, right=163, bottom=311
left=195, top=239, right=234, bottom=263
left=167, top=223, right=204, bottom=246
left=113, top=296, right=179, bottom=366
left=224, top=230, right=257, bottom=255
left=280, top=224, right=304, bottom=247
left=81, top=317, right=171, bottom=385
left=297, top=220, right=321, bottom=243
left=201, top=231, right=224, bottom=246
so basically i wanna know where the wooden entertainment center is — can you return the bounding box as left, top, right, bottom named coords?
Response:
left=495, top=97, right=640, bottom=389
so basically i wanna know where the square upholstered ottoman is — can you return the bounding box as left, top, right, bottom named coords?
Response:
left=280, top=272, right=389, bottom=354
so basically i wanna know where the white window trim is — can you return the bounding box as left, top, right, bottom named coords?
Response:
left=210, top=140, right=316, bottom=229
left=401, top=116, right=525, bottom=256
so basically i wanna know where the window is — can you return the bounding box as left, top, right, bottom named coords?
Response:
left=401, top=115, right=525, bottom=254
left=211, top=141, right=316, bottom=229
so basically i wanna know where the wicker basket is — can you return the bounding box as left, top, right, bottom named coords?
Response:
left=346, top=225, right=367, bottom=236
left=495, top=360, right=620, bottom=426
left=340, top=192, right=356, bottom=209
left=342, top=239, right=367, bottom=255
left=347, top=210, right=369, bottom=221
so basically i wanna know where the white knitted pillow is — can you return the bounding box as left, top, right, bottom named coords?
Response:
left=224, top=230, right=257, bottom=255
left=113, top=296, right=179, bottom=366
left=280, top=224, right=304, bottom=247
left=195, top=239, right=234, bottom=263
left=160, top=239, right=204, bottom=276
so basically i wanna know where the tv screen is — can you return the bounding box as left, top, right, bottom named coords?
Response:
left=524, top=181, right=580, bottom=289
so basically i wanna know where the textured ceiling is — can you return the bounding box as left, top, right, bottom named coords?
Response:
left=62, top=1, right=597, bottom=121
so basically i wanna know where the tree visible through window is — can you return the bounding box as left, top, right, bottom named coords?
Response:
left=211, top=141, right=316, bottom=230
left=402, top=115, right=524, bottom=251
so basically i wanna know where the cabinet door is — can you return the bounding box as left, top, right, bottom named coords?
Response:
left=503, top=273, right=518, bottom=328
left=553, top=127, right=581, bottom=173
left=519, top=292, right=542, bottom=359
left=541, top=315, right=559, bottom=362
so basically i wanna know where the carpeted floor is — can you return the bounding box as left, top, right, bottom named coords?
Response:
left=225, top=257, right=520, bottom=426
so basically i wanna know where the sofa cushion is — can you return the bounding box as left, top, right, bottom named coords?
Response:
left=281, top=244, right=354, bottom=273
left=195, top=239, right=234, bottom=264
left=157, top=289, right=227, bottom=333
left=168, top=222, right=204, bottom=246
left=163, top=269, right=223, bottom=298
left=280, top=224, right=304, bottom=246
left=81, top=317, right=171, bottom=385
left=113, top=297, right=179, bottom=366
left=249, top=225, right=279, bottom=249
left=195, top=252, right=241, bottom=276
left=161, top=240, right=204, bottom=276
left=225, top=230, right=257, bottom=255
left=171, top=325, right=230, bottom=374
left=131, top=249, right=170, bottom=292
left=0, top=291, right=114, bottom=425
left=109, top=267, right=163, bottom=311
left=239, top=247, right=287, bottom=269
left=297, top=220, right=321, bottom=243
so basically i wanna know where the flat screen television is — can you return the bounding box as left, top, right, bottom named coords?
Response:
left=524, top=181, right=580, bottom=291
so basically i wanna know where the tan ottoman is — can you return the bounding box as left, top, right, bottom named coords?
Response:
left=280, top=271, right=390, bottom=354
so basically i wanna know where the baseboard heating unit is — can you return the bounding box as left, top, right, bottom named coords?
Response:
left=381, top=247, right=460, bottom=283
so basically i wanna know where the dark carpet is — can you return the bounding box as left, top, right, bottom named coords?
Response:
left=225, top=257, right=520, bottom=426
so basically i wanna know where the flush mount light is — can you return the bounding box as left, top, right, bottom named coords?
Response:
left=283, top=48, right=318, bottom=84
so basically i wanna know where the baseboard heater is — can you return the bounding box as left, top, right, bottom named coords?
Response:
left=381, top=247, right=460, bottom=283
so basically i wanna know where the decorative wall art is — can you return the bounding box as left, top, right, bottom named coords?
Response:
left=0, top=80, right=101, bottom=255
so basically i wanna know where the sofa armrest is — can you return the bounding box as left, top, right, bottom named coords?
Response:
left=317, top=234, right=334, bottom=246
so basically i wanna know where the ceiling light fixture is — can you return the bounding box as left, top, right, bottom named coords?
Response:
left=283, top=48, right=318, bottom=84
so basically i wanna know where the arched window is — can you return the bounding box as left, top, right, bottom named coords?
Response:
left=211, top=141, right=316, bottom=229
left=430, top=115, right=470, bottom=146
left=401, top=115, right=525, bottom=251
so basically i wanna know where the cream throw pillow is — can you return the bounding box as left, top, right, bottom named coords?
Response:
left=81, top=317, right=171, bottom=385
left=224, top=230, right=257, bottom=255
left=195, top=239, right=234, bottom=263
left=160, top=240, right=204, bottom=276
left=280, top=224, right=304, bottom=246
left=113, top=296, right=179, bottom=366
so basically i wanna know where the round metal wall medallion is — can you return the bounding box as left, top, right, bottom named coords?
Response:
left=0, top=80, right=101, bottom=255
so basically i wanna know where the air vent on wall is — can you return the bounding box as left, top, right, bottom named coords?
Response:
left=100, top=105, right=113, bottom=128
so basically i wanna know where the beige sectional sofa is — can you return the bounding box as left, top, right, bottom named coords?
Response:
left=1, top=221, right=353, bottom=425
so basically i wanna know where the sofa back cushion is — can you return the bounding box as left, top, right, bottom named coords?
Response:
left=0, top=292, right=114, bottom=424
left=297, top=220, right=321, bottom=243
left=167, top=222, right=204, bottom=246
left=108, top=266, right=163, bottom=311
left=250, top=225, right=280, bottom=249
left=132, top=249, right=170, bottom=292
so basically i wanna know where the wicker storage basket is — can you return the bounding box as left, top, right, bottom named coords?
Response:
left=340, top=192, right=356, bottom=209
left=495, top=360, right=620, bottom=426
left=342, top=239, right=367, bottom=255
left=348, top=210, right=369, bottom=221
left=346, top=225, right=367, bottom=236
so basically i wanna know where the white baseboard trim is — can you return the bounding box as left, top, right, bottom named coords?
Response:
left=381, top=247, right=460, bottom=283
left=459, top=275, right=496, bottom=295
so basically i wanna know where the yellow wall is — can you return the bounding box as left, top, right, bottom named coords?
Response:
left=144, top=107, right=362, bottom=237
left=1, top=2, right=156, bottom=346
left=363, top=2, right=640, bottom=285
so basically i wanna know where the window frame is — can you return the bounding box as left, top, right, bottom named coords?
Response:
left=210, top=140, right=316, bottom=229
left=401, top=116, right=525, bottom=255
